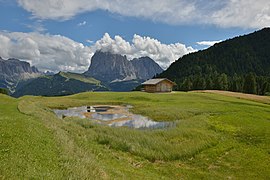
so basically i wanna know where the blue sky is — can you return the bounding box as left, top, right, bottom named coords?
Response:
left=0, top=0, right=269, bottom=72
left=0, top=1, right=252, bottom=47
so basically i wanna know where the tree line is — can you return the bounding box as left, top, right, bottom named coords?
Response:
left=177, top=72, right=270, bottom=95
left=158, top=28, right=270, bottom=96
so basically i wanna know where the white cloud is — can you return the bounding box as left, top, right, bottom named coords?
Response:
left=196, top=40, right=222, bottom=46
left=211, top=0, right=270, bottom=28
left=0, top=32, right=92, bottom=73
left=94, top=33, right=195, bottom=69
left=94, top=33, right=133, bottom=55
left=17, top=0, right=270, bottom=28
left=0, top=32, right=195, bottom=72
left=78, top=21, right=86, bottom=26
left=25, top=20, right=46, bottom=32
left=0, top=34, right=11, bottom=58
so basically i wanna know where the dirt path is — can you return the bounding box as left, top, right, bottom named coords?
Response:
left=193, top=90, right=270, bottom=104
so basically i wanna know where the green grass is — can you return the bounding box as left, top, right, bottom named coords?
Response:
left=1, top=92, right=270, bottom=179
left=59, top=71, right=100, bottom=85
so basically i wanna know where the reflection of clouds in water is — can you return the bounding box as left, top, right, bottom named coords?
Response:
left=54, top=106, right=87, bottom=119
left=91, top=113, right=128, bottom=121
left=109, top=116, right=169, bottom=129
left=53, top=106, right=173, bottom=129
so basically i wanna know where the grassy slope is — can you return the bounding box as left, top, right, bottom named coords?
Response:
left=194, top=90, right=270, bottom=105
left=0, top=95, right=63, bottom=179
left=1, top=92, right=270, bottom=179
left=59, top=72, right=100, bottom=85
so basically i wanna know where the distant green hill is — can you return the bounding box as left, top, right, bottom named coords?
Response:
left=159, top=28, right=270, bottom=95
left=13, top=72, right=107, bottom=97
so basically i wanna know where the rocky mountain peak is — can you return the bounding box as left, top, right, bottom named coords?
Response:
left=84, top=51, right=137, bottom=82
left=0, top=58, right=40, bottom=75
left=131, top=57, right=163, bottom=80
left=0, top=58, right=41, bottom=93
left=84, top=51, right=163, bottom=82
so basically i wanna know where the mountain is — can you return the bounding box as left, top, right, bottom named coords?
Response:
left=84, top=51, right=137, bottom=82
left=84, top=51, right=163, bottom=91
left=158, top=28, right=270, bottom=95
left=13, top=72, right=107, bottom=97
left=131, top=57, right=163, bottom=80
left=1, top=51, right=163, bottom=96
left=0, top=57, right=41, bottom=93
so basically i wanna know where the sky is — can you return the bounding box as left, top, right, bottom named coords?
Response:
left=0, top=0, right=269, bottom=72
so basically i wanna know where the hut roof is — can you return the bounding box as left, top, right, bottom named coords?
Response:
left=142, top=78, right=176, bottom=85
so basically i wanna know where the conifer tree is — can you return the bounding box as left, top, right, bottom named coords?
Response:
left=243, top=73, right=257, bottom=94
left=218, top=73, right=229, bottom=90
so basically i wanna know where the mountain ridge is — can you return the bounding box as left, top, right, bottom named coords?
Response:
left=84, top=51, right=163, bottom=83
left=131, top=56, right=164, bottom=80
left=0, top=57, right=41, bottom=93
left=0, top=52, right=164, bottom=96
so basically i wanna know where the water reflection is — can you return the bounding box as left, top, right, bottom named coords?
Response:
left=109, top=115, right=171, bottom=129
left=54, top=106, right=87, bottom=119
left=53, top=105, right=173, bottom=129
left=91, top=113, right=128, bottom=121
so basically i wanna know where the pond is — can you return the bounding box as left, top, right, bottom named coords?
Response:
left=53, top=105, right=174, bottom=129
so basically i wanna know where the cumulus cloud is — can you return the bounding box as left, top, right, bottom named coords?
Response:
left=94, top=33, right=195, bottom=69
left=17, top=0, right=270, bottom=28
left=94, top=33, right=133, bottom=55
left=196, top=40, right=222, bottom=46
left=0, top=32, right=195, bottom=72
left=0, top=32, right=92, bottom=72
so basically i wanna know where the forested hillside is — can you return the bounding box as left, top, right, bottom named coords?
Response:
left=159, top=28, right=270, bottom=95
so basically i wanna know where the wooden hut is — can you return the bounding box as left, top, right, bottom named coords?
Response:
left=142, top=78, right=176, bottom=93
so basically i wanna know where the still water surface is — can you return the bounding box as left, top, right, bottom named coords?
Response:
left=53, top=105, right=173, bottom=129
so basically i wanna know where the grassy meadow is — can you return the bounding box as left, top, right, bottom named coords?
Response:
left=0, top=91, right=270, bottom=179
